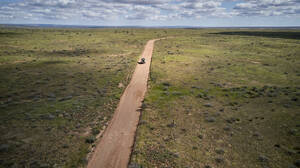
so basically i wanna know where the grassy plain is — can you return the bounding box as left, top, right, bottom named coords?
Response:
left=0, top=27, right=171, bottom=167
left=130, top=29, right=300, bottom=168
left=0, top=27, right=299, bottom=168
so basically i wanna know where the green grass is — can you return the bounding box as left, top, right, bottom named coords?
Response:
left=1, top=27, right=299, bottom=168
left=131, top=29, right=300, bottom=168
left=0, top=27, right=176, bottom=167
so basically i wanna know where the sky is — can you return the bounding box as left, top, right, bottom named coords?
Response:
left=0, top=0, right=300, bottom=27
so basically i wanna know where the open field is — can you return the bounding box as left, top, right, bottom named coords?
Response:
left=0, top=27, right=171, bottom=167
left=130, top=29, right=300, bottom=168
left=0, top=27, right=300, bottom=168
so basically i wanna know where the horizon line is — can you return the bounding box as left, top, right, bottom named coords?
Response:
left=1, top=23, right=300, bottom=29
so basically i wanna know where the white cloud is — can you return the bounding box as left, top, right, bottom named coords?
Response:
left=234, top=0, right=300, bottom=16
left=0, top=0, right=299, bottom=23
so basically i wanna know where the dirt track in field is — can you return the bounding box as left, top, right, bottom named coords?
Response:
left=87, top=39, right=160, bottom=168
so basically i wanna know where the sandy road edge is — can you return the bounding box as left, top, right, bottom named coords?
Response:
left=126, top=38, right=165, bottom=167
left=87, top=38, right=167, bottom=168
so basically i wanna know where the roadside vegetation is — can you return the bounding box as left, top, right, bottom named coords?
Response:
left=0, top=27, right=172, bottom=167
left=1, top=27, right=299, bottom=168
left=131, top=29, right=300, bottom=168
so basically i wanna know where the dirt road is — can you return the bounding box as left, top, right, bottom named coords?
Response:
left=87, top=39, right=159, bottom=168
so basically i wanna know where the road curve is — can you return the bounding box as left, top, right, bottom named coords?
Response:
left=87, top=39, right=160, bottom=168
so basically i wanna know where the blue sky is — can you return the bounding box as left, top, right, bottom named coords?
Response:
left=1, top=0, right=300, bottom=26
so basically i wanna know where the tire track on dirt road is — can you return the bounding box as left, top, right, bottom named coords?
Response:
left=87, top=39, right=162, bottom=168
